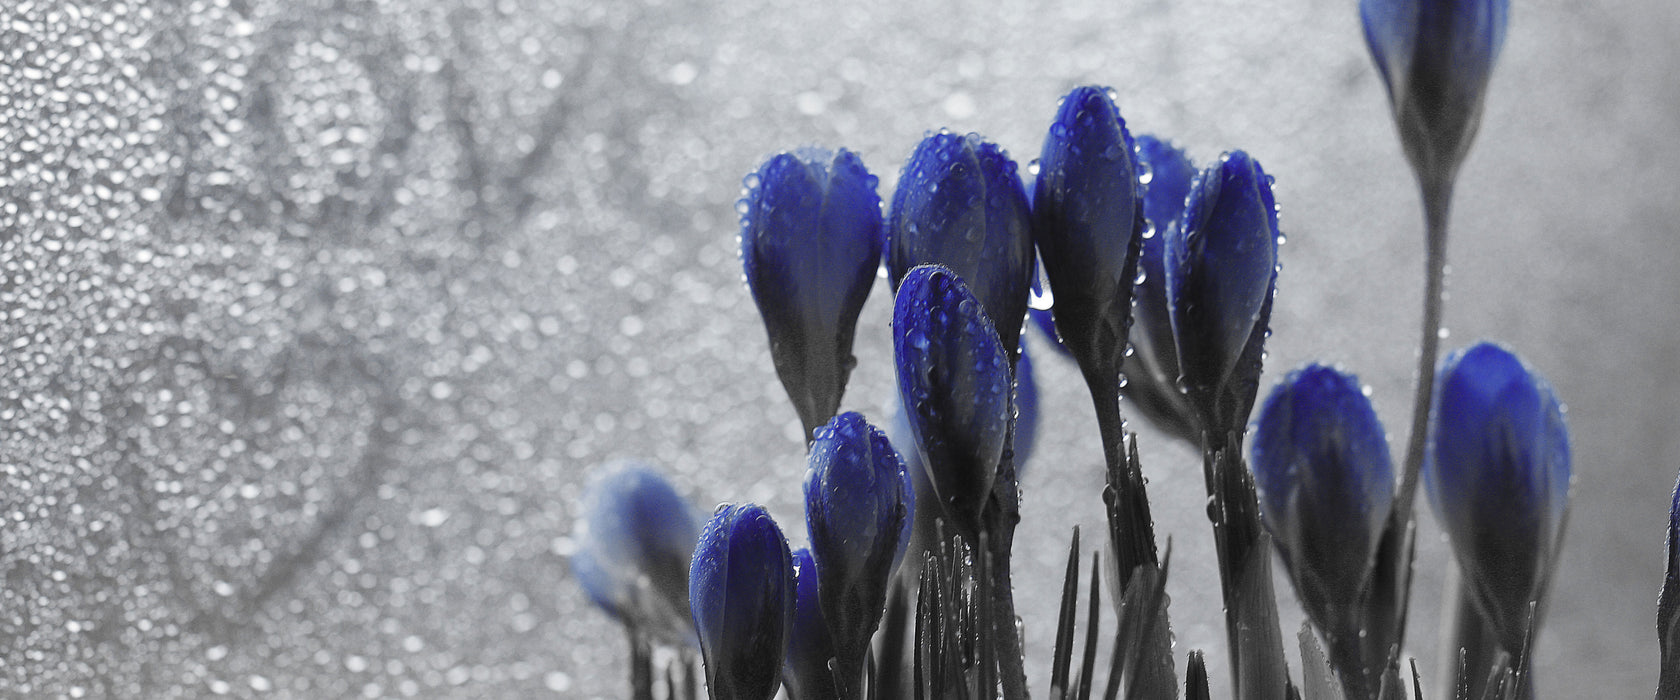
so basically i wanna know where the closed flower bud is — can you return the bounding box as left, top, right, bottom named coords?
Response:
left=805, top=412, right=914, bottom=694
left=887, top=132, right=1035, bottom=359
left=1359, top=0, right=1509, bottom=185
left=570, top=461, right=704, bottom=644
left=740, top=148, right=884, bottom=443
left=1164, top=150, right=1280, bottom=440
left=690, top=504, right=796, bottom=700
left=784, top=548, right=839, bottom=700
left=1250, top=364, right=1396, bottom=627
left=892, top=264, right=1013, bottom=538
left=1124, top=135, right=1200, bottom=444
left=1031, top=85, right=1143, bottom=384
left=1424, top=342, right=1570, bottom=652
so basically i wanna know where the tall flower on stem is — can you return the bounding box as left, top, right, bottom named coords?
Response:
left=1359, top=0, right=1512, bottom=666
left=740, top=148, right=884, bottom=445
left=1163, top=149, right=1289, bottom=698
left=1031, top=87, right=1164, bottom=613
left=1424, top=342, right=1570, bottom=697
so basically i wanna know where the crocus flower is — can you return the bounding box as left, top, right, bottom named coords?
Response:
left=805, top=411, right=914, bottom=695
left=1164, top=150, right=1280, bottom=442
left=784, top=548, right=838, bottom=700
left=1031, top=85, right=1142, bottom=385
left=570, top=460, right=704, bottom=643
left=690, top=503, right=796, bottom=700
left=1250, top=364, right=1396, bottom=631
left=1123, top=135, right=1200, bottom=445
left=740, top=147, right=884, bottom=443
left=1359, top=0, right=1509, bottom=186
left=1424, top=342, right=1570, bottom=653
left=893, top=264, right=1013, bottom=538
left=886, top=132, right=1034, bottom=360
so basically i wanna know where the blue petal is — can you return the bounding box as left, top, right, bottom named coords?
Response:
left=887, top=133, right=1035, bottom=358
left=1031, top=86, right=1141, bottom=378
left=1359, top=0, right=1509, bottom=182
left=741, top=148, right=884, bottom=441
left=1424, top=342, right=1570, bottom=650
left=1165, top=150, right=1280, bottom=435
left=690, top=503, right=795, bottom=700
left=784, top=548, right=838, bottom=700
left=892, top=264, right=1013, bottom=536
left=1251, top=364, right=1395, bottom=614
left=804, top=412, right=913, bottom=668
left=1124, top=135, right=1199, bottom=443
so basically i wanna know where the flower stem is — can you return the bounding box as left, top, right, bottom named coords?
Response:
left=628, top=625, right=654, bottom=700
left=1085, top=372, right=1127, bottom=496
left=1395, top=176, right=1453, bottom=532
left=985, top=445, right=1030, bottom=700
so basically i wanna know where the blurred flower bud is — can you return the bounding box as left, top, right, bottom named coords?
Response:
left=1424, top=342, right=1570, bottom=652
left=690, top=503, right=796, bottom=700
left=887, top=132, right=1035, bottom=359
left=805, top=412, right=914, bottom=693
left=1031, top=85, right=1142, bottom=385
left=1250, top=364, right=1396, bottom=628
left=892, top=264, right=1013, bottom=537
left=740, top=148, right=884, bottom=443
left=570, top=461, right=704, bottom=644
left=1124, top=135, right=1200, bottom=444
left=784, top=548, right=839, bottom=700
left=1164, top=150, right=1280, bottom=440
left=1359, top=0, right=1508, bottom=186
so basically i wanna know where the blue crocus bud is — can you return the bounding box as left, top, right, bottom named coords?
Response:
left=570, top=461, right=705, bottom=644
left=1031, top=86, right=1142, bottom=385
left=1424, top=342, right=1570, bottom=653
left=805, top=411, right=914, bottom=695
left=741, top=148, right=884, bottom=443
left=784, top=548, right=839, bottom=700
left=690, top=503, right=796, bottom=700
left=892, top=264, right=1013, bottom=538
left=1164, top=150, right=1280, bottom=441
left=1359, top=0, right=1508, bottom=186
left=1250, top=365, right=1396, bottom=630
left=887, top=132, right=1035, bottom=359
left=1123, top=135, right=1200, bottom=444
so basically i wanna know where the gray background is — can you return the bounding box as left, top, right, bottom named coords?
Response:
left=1, top=0, right=1676, bottom=696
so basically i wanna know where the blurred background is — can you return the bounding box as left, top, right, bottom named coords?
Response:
left=1, top=0, right=1676, bottom=696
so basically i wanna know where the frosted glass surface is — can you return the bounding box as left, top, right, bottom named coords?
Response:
left=1, top=0, right=1675, bottom=696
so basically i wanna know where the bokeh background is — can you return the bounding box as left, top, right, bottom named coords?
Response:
left=1, top=0, right=1676, bottom=696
